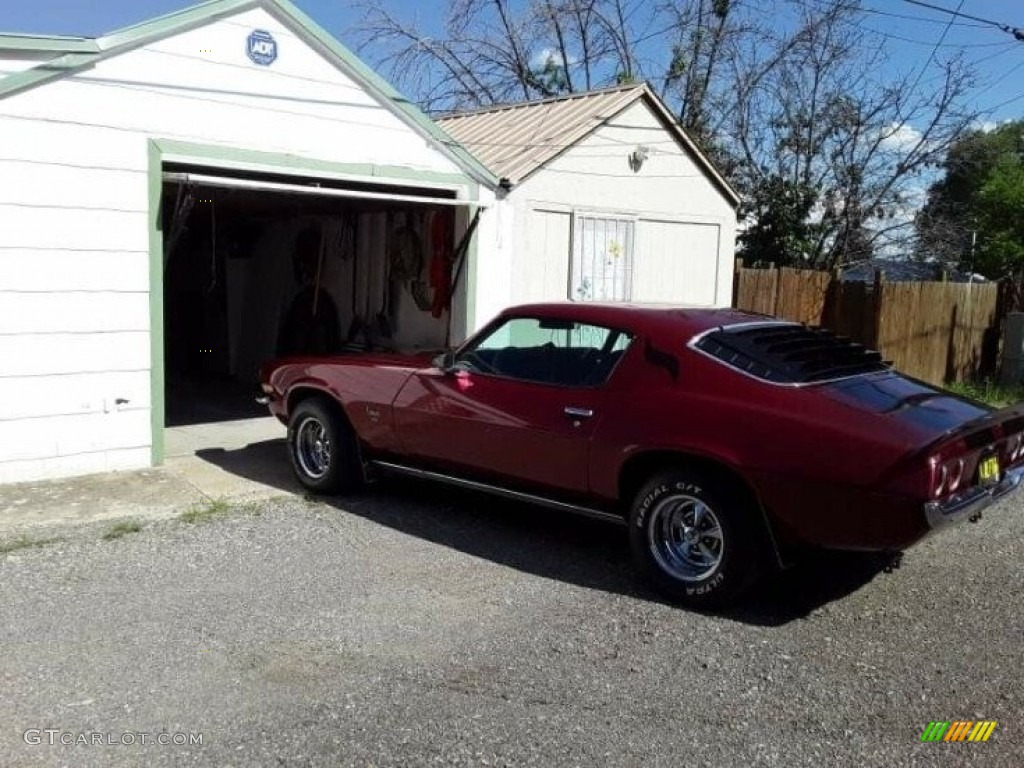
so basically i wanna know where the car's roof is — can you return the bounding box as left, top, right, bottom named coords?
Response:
left=499, top=302, right=786, bottom=339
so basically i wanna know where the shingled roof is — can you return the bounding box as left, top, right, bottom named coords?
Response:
left=436, top=82, right=739, bottom=206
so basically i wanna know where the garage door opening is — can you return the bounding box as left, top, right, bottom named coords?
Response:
left=160, top=166, right=473, bottom=453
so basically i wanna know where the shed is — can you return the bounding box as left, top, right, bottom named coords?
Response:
left=437, top=84, right=740, bottom=327
left=0, top=0, right=499, bottom=483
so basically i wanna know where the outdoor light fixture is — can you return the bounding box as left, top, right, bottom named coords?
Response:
left=628, top=145, right=650, bottom=172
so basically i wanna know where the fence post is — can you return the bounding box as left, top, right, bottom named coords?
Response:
left=872, top=270, right=885, bottom=351
left=733, top=258, right=744, bottom=308
left=773, top=265, right=782, bottom=319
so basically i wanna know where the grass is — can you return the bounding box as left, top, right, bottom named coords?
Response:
left=102, top=520, right=142, bottom=540
left=0, top=535, right=63, bottom=556
left=946, top=379, right=1024, bottom=408
left=178, top=497, right=231, bottom=525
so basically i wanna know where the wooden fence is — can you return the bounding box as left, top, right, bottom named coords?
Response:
left=733, top=264, right=1004, bottom=386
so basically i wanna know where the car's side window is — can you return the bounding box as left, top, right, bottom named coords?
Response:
left=456, top=317, right=634, bottom=387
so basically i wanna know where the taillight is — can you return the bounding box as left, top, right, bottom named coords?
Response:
left=1007, top=433, right=1024, bottom=462
left=929, top=457, right=948, bottom=499
left=947, top=458, right=965, bottom=492
left=929, top=455, right=967, bottom=498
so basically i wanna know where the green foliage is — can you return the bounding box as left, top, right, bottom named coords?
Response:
left=918, top=121, right=1024, bottom=279
left=103, top=520, right=143, bottom=540
left=532, top=52, right=570, bottom=96
left=0, top=535, right=63, bottom=555
left=737, top=176, right=824, bottom=267
left=946, top=379, right=1024, bottom=408
left=179, top=497, right=231, bottom=525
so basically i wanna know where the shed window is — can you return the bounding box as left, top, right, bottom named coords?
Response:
left=570, top=214, right=635, bottom=302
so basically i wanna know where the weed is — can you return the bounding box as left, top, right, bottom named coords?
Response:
left=179, top=497, right=231, bottom=525
left=946, top=379, right=1024, bottom=408
left=102, top=520, right=142, bottom=540
left=0, top=535, right=63, bottom=556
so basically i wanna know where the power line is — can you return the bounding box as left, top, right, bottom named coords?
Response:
left=905, top=0, right=964, bottom=99
left=852, top=1, right=986, bottom=28
left=982, top=89, right=1024, bottom=114
left=798, top=0, right=1009, bottom=48
left=901, top=0, right=1024, bottom=41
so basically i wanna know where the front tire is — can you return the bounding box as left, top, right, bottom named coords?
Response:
left=287, top=398, right=363, bottom=494
left=629, top=470, right=762, bottom=608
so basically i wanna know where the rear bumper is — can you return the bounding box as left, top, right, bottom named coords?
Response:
left=924, top=465, right=1024, bottom=531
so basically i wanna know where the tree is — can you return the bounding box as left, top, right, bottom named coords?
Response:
left=354, top=0, right=979, bottom=269
left=917, top=121, right=1024, bottom=288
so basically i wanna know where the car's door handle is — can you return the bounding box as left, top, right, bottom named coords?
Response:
left=564, top=406, right=594, bottom=420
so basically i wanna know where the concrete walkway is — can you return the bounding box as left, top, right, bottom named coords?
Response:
left=0, top=417, right=299, bottom=532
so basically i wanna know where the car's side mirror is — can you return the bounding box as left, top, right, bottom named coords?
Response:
left=432, top=350, right=456, bottom=373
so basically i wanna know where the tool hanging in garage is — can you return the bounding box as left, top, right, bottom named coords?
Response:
left=377, top=211, right=396, bottom=339
left=164, top=181, right=196, bottom=270
left=428, top=208, right=455, bottom=318
left=385, top=209, right=426, bottom=331
left=206, top=193, right=218, bottom=293
left=444, top=209, right=482, bottom=346
left=311, top=221, right=327, bottom=317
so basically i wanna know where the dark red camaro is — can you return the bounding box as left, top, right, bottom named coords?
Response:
left=259, top=303, right=1024, bottom=606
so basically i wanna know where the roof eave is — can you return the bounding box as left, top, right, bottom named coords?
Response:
left=0, top=34, right=99, bottom=53
left=439, top=83, right=742, bottom=207
left=0, top=0, right=499, bottom=191
left=268, top=0, right=499, bottom=190
left=635, top=84, right=741, bottom=208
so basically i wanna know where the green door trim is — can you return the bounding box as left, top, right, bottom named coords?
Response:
left=147, top=137, right=482, bottom=466
left=148, top=141, right=165, bottom=466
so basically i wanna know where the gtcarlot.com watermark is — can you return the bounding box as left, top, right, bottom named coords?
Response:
left=24, top=729, right=203, bottom=747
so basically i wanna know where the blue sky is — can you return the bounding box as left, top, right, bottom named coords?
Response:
left=2, top=0, right=1022, bottom=121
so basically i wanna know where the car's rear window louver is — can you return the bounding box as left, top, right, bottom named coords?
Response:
left=694, top=324, right=888, bottom=384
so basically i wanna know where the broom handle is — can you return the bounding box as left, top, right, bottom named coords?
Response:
left=312, top=224, right=326, bottom=316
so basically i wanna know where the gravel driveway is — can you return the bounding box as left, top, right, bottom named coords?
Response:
left=1, top=480, right=1021, bottom=767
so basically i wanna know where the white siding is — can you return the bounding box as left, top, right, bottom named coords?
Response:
left=634, top=220, right=721, bottom=306
left=474, top=99, right=736, bottom=315
left=518, top=208, right=571, bottom=304
left=0, top=448, right=152, bottom=485
left=0, top=371, right=151, bottom=421
left=470, top=191, right=512, bottom=330
left=0, top=410, right=150, bottom=464
left=0, top=250, right=148, bottom=292
left=0, top=293, right=150, bottom=334
left=0, top=332, right=150, bottom=377
left=0, top=6, right=474, bottom=482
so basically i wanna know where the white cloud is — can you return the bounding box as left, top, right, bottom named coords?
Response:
left=971, top=119, right=1014, bottom=134
left=880, top=122, right=924, bottom=152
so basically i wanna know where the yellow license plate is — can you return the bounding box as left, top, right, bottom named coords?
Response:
left=979, top=455, right=1000, bottom=484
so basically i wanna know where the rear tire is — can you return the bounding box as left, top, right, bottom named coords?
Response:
left=629, top=469, right=762, bottom=608
left=287, top=398, right=363, bottom=494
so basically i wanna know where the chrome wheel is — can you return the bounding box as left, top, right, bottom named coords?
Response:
left=647, top=494, right=724, bottom=582
left=295, top=416, right=332, bottom=480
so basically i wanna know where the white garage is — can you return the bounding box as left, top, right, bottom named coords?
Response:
left=0, top=0, right=499, bottom=483
left=0, top=1, right=739, bottom=487
left=437, top=84, right=740, bottom=327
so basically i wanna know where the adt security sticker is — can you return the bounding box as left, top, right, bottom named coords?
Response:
left=247, top=30, right=278, bottom=66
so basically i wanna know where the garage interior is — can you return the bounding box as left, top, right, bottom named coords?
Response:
left=160, top=165, right=474, bottom=455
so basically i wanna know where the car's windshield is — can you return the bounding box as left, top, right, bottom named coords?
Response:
left=457, top=317, right=634, bottom=387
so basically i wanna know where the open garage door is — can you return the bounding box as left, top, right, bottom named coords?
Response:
left=160, top=165, right=479, bottom=440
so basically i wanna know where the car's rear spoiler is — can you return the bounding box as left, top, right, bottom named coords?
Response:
left=923, top=402, right=1024, bottom=457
